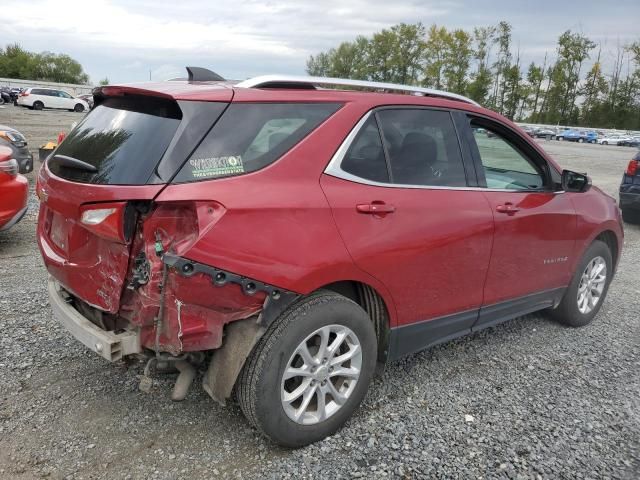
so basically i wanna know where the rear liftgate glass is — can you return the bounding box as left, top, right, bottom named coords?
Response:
left=50, top=96, right=183, bottom=185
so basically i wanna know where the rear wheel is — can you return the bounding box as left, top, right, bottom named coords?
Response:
left=74, top=103, right=84, bottom=112
left=237, top=291, right=377, bottom=447
left=578, top=138, right=584, bottom=143
left=550, top=240, right=612, bottom=327
left=558, top=136, right=564, bottom=141
left=33, top=101, right=44, bottom=110
left=602, top=141, right=608, bottom=145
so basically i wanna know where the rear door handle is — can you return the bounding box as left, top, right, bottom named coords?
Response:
left=356, top=202, right=396, bottom=215
left=496, top=203, right=520, bottom=215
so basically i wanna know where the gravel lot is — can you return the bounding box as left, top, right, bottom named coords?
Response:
left=0, top=104, right=638, bottom=479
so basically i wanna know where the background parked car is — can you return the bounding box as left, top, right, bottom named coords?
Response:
left=520, top=126, right=536, bottom=137
left=16, top=88, right=89, bottom=112
left=0, top=87, right=11, bottom=105
left=77, top=94, right=94, bottom=109
left=598, top=134, right=629, bottom=146
left=619, top=151, right=640, bottom=223
left=0, top=146, right=28, bottom=232
left=618, top=136, right=640, bottom=147
left=556, top=129, right=597, bottom=143
left=0, top=125, right=33, bottom=174
left=533, top=128, right=556, bottom=139
left=10, top=88, right=23, bottom=104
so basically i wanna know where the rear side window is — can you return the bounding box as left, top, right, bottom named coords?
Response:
left=376, top=109, right=467, bottom=187
left=341, top=116, right=389, bottom=183
left=49, top=96, right=182, bottom=184
left=173, top=103, right=341, bottom=182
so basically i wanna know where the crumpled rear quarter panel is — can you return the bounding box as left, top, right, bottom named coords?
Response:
left=118, top=201, right=265, bottom=354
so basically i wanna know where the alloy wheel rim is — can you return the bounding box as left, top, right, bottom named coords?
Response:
left=577, top=256, right=607, bottom=314
left=281, top=324, right=362, bottom=425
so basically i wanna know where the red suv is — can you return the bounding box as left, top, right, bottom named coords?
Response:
left=37, top=70, right=623, bottom=447
left=0, top=146, right=28, bottom=231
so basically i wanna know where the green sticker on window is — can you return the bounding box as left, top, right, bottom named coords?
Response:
left=189, top=156, right=244, bottom=178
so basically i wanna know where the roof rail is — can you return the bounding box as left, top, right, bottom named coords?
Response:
left=235, top=75, right=480, bottom=106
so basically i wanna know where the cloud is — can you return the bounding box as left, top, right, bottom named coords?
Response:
left=0, top=0, right=637, bottom=83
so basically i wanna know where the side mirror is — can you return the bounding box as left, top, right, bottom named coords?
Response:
left=561, top=170, right=591, bottom=192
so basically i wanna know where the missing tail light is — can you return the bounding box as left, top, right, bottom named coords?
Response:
left=626, top=160, right=638, bottom=176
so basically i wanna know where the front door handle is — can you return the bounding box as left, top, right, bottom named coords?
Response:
left=356, top=201, right=396, bottom=215
left=496, top=202, right=520, bottom=215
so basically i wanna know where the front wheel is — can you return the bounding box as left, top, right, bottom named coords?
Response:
left=550, top=240, right=612, bottom=327
left=558, top=136, right=564, bottom=141
left=578, top=138, right=584, bottom=143
left=602, top=141, right=608, bottom=145
left=74, top=103, right=84, bottom=112
left=237, top=291, right=377, bottom=447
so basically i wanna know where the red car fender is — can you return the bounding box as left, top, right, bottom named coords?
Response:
left=0, top=146, right=28, bottom=231
left=568, top=187, right=624, bottom=276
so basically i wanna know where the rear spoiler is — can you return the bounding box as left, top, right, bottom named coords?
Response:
left=91, top=68, right=230, bottom=106
left=91, top=85, right=176, bottom=108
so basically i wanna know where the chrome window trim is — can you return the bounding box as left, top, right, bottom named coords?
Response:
left=324, top=109, right=561, bottom=194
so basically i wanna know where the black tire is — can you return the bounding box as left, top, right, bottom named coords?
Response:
left=74, top=103, right=84, bottom=112
left=550, top=240, right=612, bottom=327
left=602, top=141, right=608, bottom=145
left=237, top=290, right=377, bottom=447
left=622, top=208, right=640, bottom=224
left=33, top=101, right=44, bottom=110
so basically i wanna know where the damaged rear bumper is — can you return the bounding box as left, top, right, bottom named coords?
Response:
left=48, top=278, right=140, bottom=361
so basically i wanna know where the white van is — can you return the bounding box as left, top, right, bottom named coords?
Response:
left=17, top=88, right=89, bottom=112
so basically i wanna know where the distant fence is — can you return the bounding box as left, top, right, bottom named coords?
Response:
left=0, top=77, right=94, bottom=96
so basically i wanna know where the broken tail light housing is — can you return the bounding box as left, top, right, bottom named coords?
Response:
left=79, top=202, right=129, bottom=243
left=626, top=160, right=639, bottom=176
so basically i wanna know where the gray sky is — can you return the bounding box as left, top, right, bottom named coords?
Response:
left=1, top=0, right=638, bottom=84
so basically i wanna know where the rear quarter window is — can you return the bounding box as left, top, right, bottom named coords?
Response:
left=173, top=103, right=341, bottom=182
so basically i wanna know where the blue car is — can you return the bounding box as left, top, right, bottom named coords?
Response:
left=556, top=129, right=598, bottom=143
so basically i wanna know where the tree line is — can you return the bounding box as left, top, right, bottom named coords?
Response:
left=0, top=43, right=89, bottom=85
left=307, top=22, right=640, bottom=130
